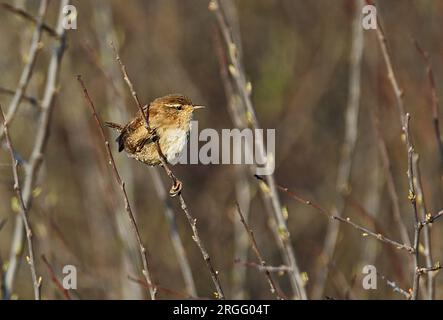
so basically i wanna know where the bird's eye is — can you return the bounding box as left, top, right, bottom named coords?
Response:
left=176, top=105, right=183, bottom=110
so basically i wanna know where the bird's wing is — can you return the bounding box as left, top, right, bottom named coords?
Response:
left=119, top=114, right=158, bottom=153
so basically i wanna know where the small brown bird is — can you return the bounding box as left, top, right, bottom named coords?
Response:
left=105, top=94, right=204, bottom=166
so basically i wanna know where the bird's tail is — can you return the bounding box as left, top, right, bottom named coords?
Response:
left=105, top=122, right=125, bottom=152
left=104, top=121, right=123, bottom=132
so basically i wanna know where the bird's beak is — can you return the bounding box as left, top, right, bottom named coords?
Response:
left=193, top=105, right=205, bottom=110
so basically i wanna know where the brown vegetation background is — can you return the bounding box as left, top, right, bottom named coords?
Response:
left=1, top=0, right=443, bottom=299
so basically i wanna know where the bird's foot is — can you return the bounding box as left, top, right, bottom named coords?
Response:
left=169, top=179, right=182, bottom=197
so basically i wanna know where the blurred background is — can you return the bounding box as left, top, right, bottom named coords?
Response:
left=0, top=0, right=443, bottom=299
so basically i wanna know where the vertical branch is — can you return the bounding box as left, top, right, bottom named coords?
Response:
left=77, top=76, right=157, bottom=300
left=236, top=204, right=282, bottom=299
left=373, top=110, right=411, bottom=247
left=0, top=0, right=48, bottom=140
left=177, top=194, right=225, bottom=299
left=0, top=106, right=41, bottom=300
left=412, top=40, right=443, bottom=163
left=369, top=0, right=406, bottom=125
left=312, top=0, right=364, bottom=298
left=92, top=6, right=144, bottom=298
left=403, top=114, right=420, bottom=300
left=413, top=154, right=434, bottom=299
left=149, top=168, right=197, bottom=296
left=213, top=26, right=251, bottom=299
left=412, top=40, right=440, bottom=299
left=4, top=0, right=69, bottom=298
left=370, top=1, right=428, bottom=299
left=111, top=45, right=225, bottom=299
left=210, top=0, right=307, bottom=299
left=156, top=146, right=225, bottom=298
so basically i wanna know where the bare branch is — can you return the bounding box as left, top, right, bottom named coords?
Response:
left=417, top=262, right=442, bottom=275
left=4, top=0, right=69, bottom=298
left=76, top=75, right=157, bottom=300
left=128, top=276, right=203, bottom=300
left=373, top=110, right=411, bottom=247
left=111, top=43, right=225, bottom=299
left=41, top=255, right=72, bottom=300
left=236, top=204, right=283, bottom=299
left=378, top=272, right=411, bottom=299
left=402, top=114, right=421, bottom=300
left=149, top=167, right=197, bottom=296
left=234, top=260, right=293, bottom=274
left=423, top=210, right=443, bottom=225
left=210, top=0, right=306, bottom=299
left=368, top=0, right=406, bottom=124
left=110, top=42, right=151, bottom=132
left=255, top=175, right=415, bottom=254
left=412, top=39, right=443, bottom=163
left=0, top=105, right=40, bottom=300
left=0, top=87, right=40, bottom=108
left=0, top=2, right=58, bottom=37
left=413, top=153, right=434, bottom=299
left=0, top=0, right=48, bottom=141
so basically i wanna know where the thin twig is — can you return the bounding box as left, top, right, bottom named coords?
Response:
left=412, top=39, right=441, bottom=299
left=0, top=2, right=57, bottom=37
left=177, top=194, right=225, bottom=299
left=0, top=87, right=40, bottom=108
left=3, top=0, right=68, bottom=298
left=76, top=76, right=157, bottom=300
left=369, top=1, right=427, bottom=300
left=417, top=262, right=442, bottom=275
left=378, top=272, right=411, bottom=299
left=413, top=153, right=434, bottom=299
left=236, top=204, right=282, bottom=299
left=423, top=210, right=443, bottom=225
left=368, top=0, right=406, bottom=124
left=234, top=259, right=293, bottom=273
left=213, top=27, right=251, bottom=299
left=0, top=105, right=41, bottom=300
left=128, top=276, right=203, bottom=300
left=41, top=255, right=72, bottom=300
left=403, top=114, right=421, bottom=300
left=111, top=44, right=225, bottom=299
left=412, top=39, right=443, bottom=163
left=92, top=8, right=147, bottom=298
left=373, top=109, right=411, bottom=247
left=255, top=175, right=415, bottom=254
left=0, top=0, right=48, bottom=141
left=110, top=42, right=151, bottom=132
left=210, top=0, right=306, bottom=299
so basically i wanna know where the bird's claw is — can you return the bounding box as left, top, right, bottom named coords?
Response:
left=169, top=179, right=182, bottom=197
